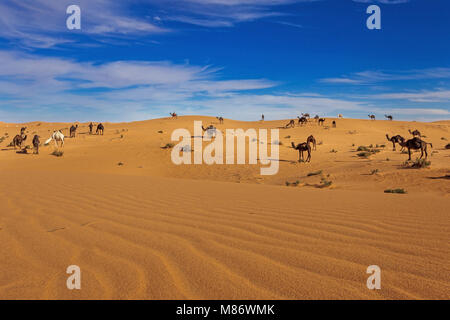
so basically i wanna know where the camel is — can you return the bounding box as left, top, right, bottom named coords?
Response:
left=20, top=127, right=27, bottom=135
left=11, top=134, right=27, bottom=149
left=368, top=114, right=376, bottom=120
left=297, top=116, right=307, bottom=126
left=216, top=116, right=224, bottom=124
left=70, top=124, right=78, bottom=138
left=261, top=114, right=264, bottom=121
left=386, top=134, right=405, bottom=151
left=291, top=142, right=311, bottom=162
left=318, top=118, right=325, bottom=126
left=202, top=125, right=217, bottom=138
left=301, top=113, right=310, bottom=119
left=332, top=120, right=336, bottom=128
left=314, top=115, right=320, bottom=121
left=399, top=137, right=432, bottom=161
left=45, top=130, right=64, bottom=148
left=170, top=112, right=178, bottom=119
left=409, top=129, right=421, bottom=137
left=88, top=122, right=94, bottom=135
left=385, top=114, right=393, bottom=121
left=307, top=135, right=316, bottom=151
left=96, top=123, right=104, bottom=135
left=32, top=135, right=40, bottom=154
left=338, top=114, right=343, bottom=118
left=285, top=120, right=295, bottom=128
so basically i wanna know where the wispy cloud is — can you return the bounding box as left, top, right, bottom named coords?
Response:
left=321, top=68, right=450, bottom=85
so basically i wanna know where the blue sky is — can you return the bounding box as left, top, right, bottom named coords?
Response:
left=0, top=0, right=449, bottom=122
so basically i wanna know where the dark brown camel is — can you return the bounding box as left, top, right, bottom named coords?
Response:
left=385, top=114, right=393, bottom=121
left=216, top=116, right=224, bottom=124
left=96, top=123, right=104, bottom=135
left=88, top=122, right=94, bottom=135
left=307, top=135, right=316, bottom=151
left=399, top=137, right=432, bottom=160
left=12, top=134, right=27, bottom=149
left=318, top=118, right=325, bottom=126
left=409, top=129, right=421, bottom=137
left=368, top=114, right=376, bottom=120
left=291, top=142, right=311, bottom=162
left=386, top=134, right=405, bottom=151
left=32, top=135, right=40, bottom=154
left=285, top=120, right=295, bottom=128
left=170, top=112, right=178, bottom=119
left=20, top=127, right=27, bottom=135
left=297, top=116, right=307, bottom=126
left=70, top=124, right=78, bottom=138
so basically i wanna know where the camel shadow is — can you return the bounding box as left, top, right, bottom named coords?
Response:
left=427, top=175, right=450, bottom=180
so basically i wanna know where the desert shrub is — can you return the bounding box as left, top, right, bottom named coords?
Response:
left=357, top=146, right=369, bottom=152
left=409, top=158, right=431, bottom=169
left=158, top=130, right=163, bottom=134
left=357, top=151, right=371, bottom=158
left=318, top=178, right=332, bottom=188
left=330, top=149, right=338, bottom=153
left=285, top=180, right=301, bottom=187
left=161, top=143, right=175, bottom=149
left=117, top=162, right=124, bottom=166
left=384, top=189, right=407, bottom=194
left=284, top=135, right=291, bottom=139
left=446, top=143, right=450, bottom=149
left=370, top=169, right=379, bottom=175
left=51, top=150, right=64, bottom=157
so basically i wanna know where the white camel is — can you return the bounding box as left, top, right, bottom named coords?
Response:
left=45, top=130, right=65, bottom=148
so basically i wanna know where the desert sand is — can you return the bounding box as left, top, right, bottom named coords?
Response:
left=0, top=116, right=449, bottom=299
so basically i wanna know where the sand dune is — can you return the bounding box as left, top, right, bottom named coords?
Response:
left=0, top=117, right=449, bottom=299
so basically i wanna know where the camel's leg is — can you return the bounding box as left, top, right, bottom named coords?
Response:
left=408, top=148, right=412, bottom=160
left=424, top=146, right=427, bottom=159
left=392, top=141, right=396, bottom=151
left=306, top=151, right=311, bottom=162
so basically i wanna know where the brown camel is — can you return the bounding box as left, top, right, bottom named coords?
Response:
left=32, top=135, right=40, bottom=154
left=170, top=112, right=178, bottom=119
left=96, top=123, right=104, bottom=135
left=318, top=118, right=325, bottom=126
left=399, top=137, right=432, bottom=160
left=301, top=113, right=310, bottom=119
left=291, top=141, right=311, bottom=162
left=20, top=127, right=27, bottom=135
left=12, top=134, right=27, bottom=149
left=88, top=122, right=94, bottom=134
left=70, top=124, right=78, bottom=138
left=307, top=135, right=316, bottom=151
left=297, top=116, right=307, bottom=126
left=386, top=134, right=405, bottom=151
left=385, top=114, right=393, bottom=121
left=285, top=120, right=295, bottom=128
left=409, top=129, right=421, bottom=137
left=368, top=114, right=376, bottom=120
left=216, top=116, right=224, bottom=124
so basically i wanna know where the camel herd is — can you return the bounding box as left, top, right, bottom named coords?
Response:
left=386, top=131, right=432, bottom=161
left=6, top=122, right=105, bottom=154
left=4, top=114, right=437, bottom=164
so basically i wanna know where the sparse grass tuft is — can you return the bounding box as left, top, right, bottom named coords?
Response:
left=285, top=180, right=301, bottom=187
left=370, top=169, right=379, bottom=175
left=330, top=149, right=338, bottom=153
left=384, top=188, right=407, bottom=194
